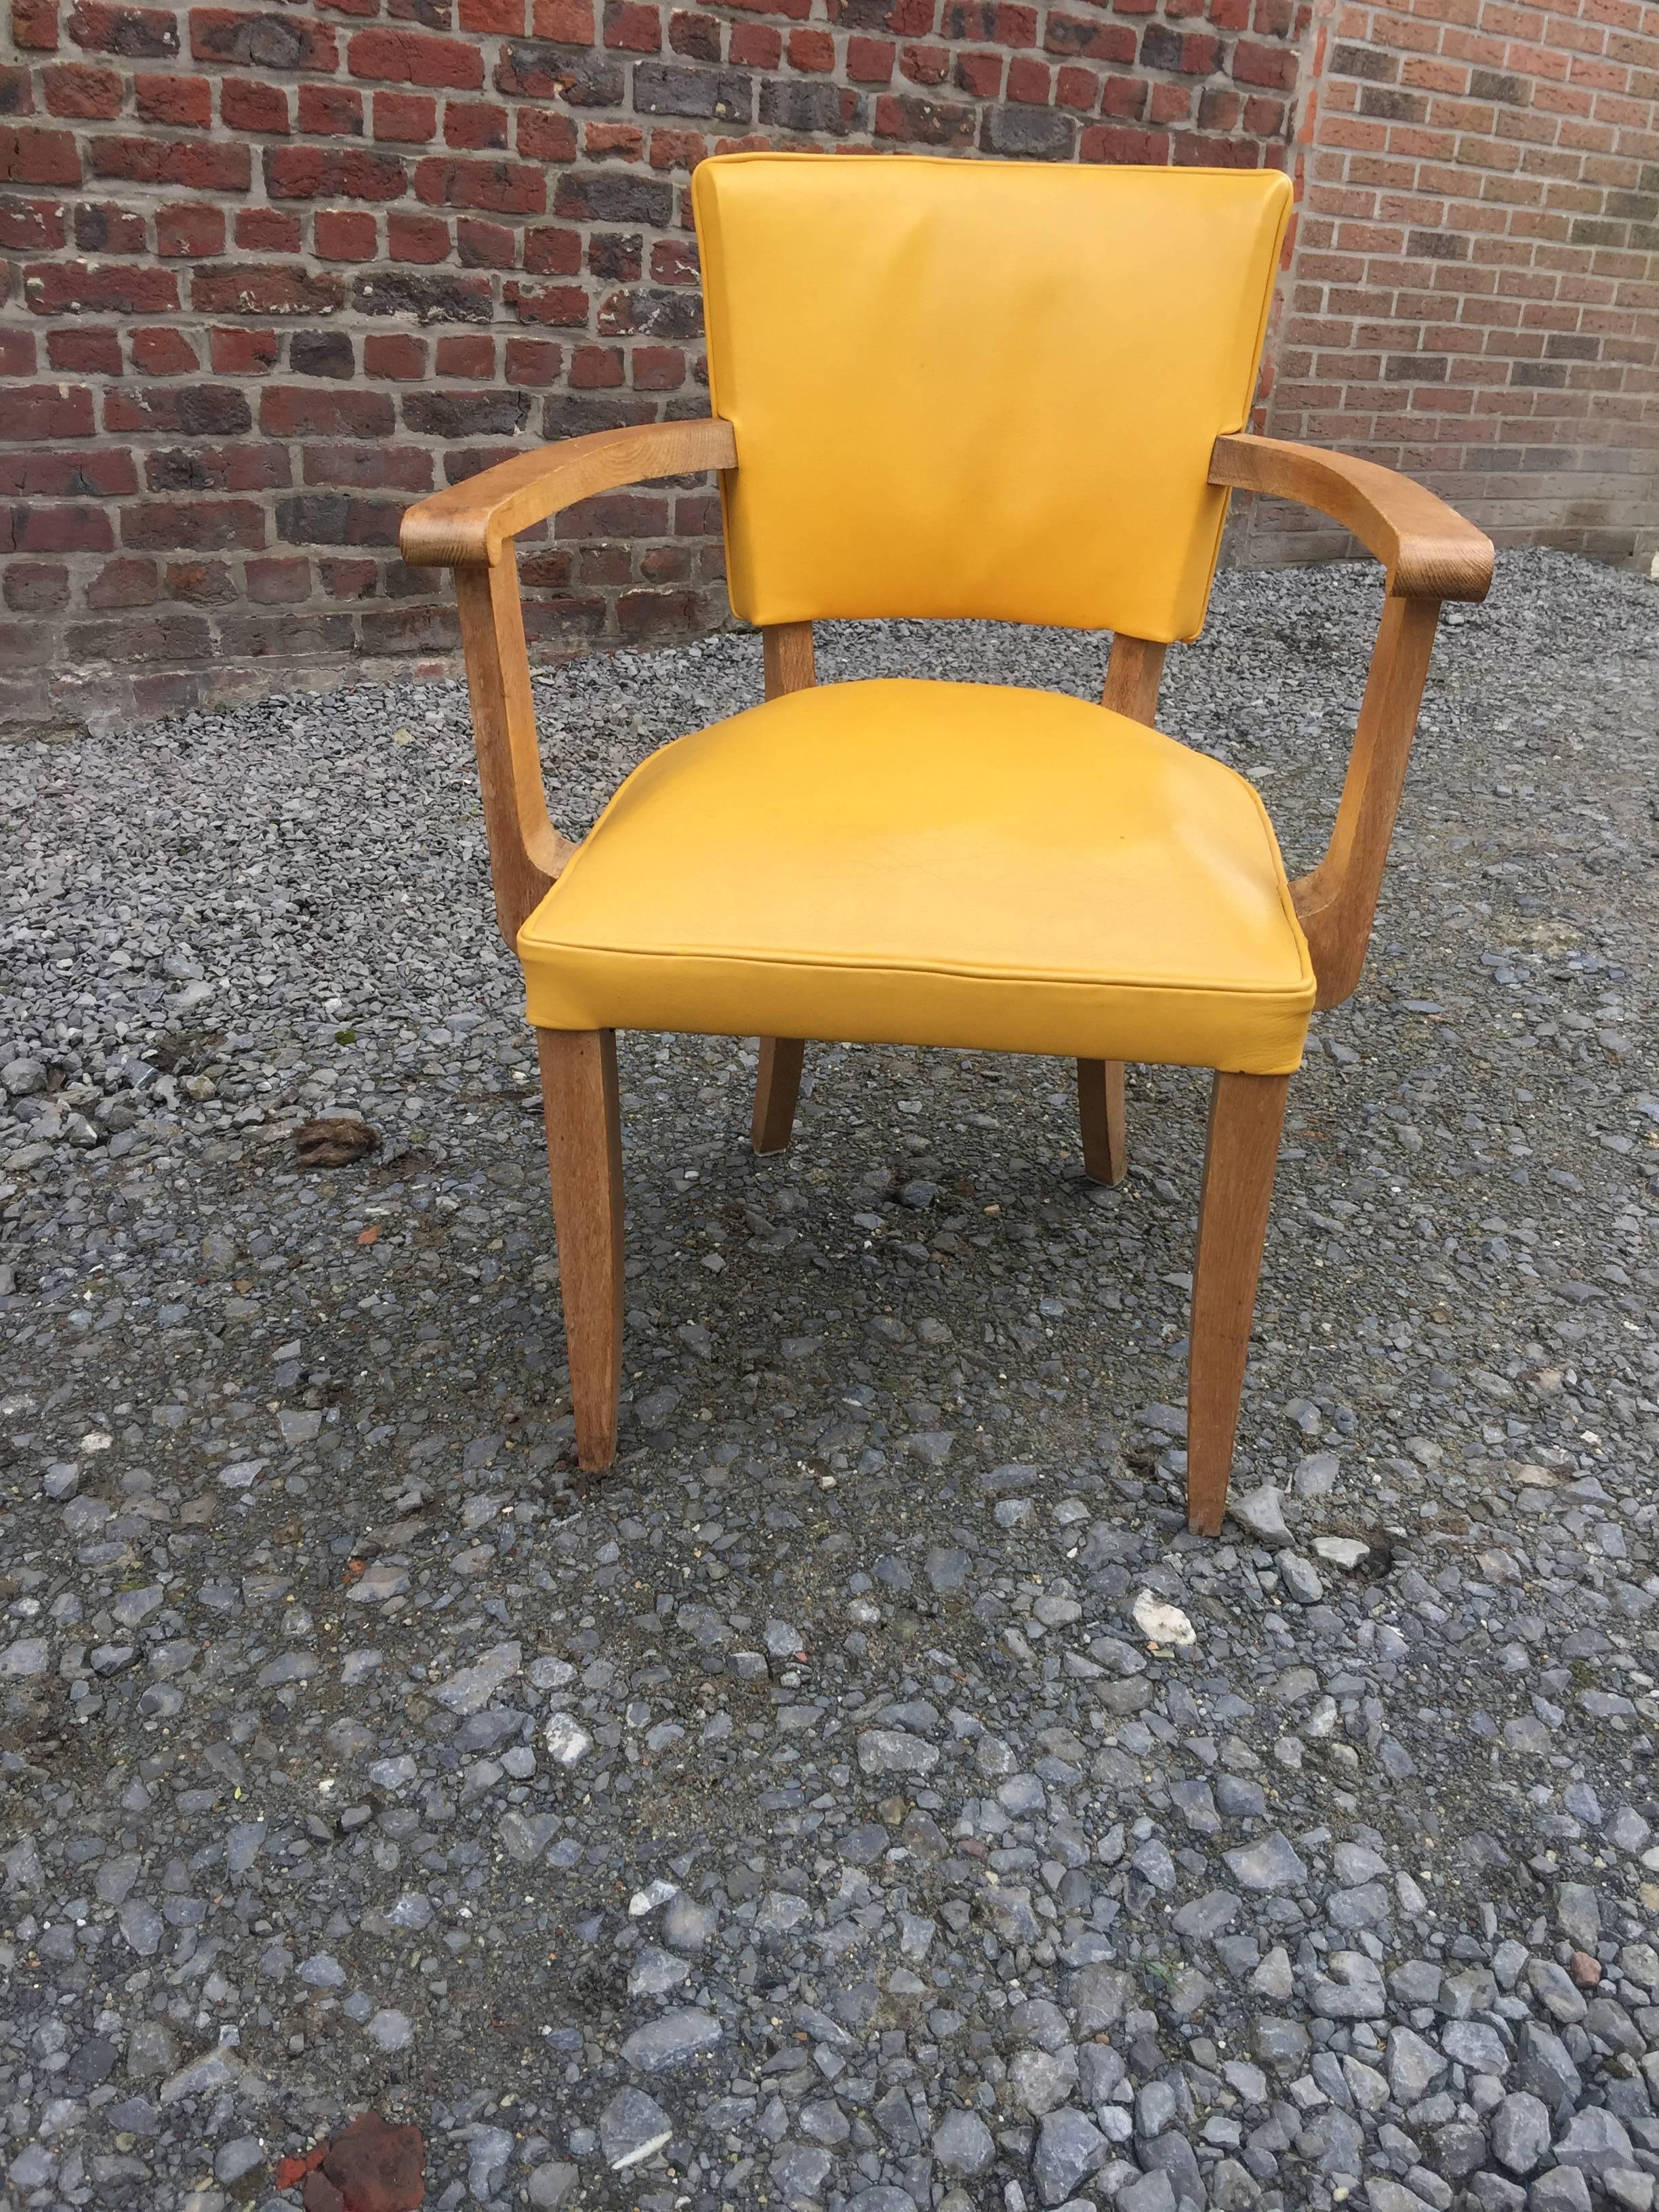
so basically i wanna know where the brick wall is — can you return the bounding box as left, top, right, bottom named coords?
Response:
left=1, top=0, right=1653, bottom=733
left=1235, top=0, right=1659, bottom=569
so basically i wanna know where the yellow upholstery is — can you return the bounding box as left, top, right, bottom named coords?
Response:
left=692, top=154, right=1291, bottom=644
left=518, top=680, right=1313, bottom=1076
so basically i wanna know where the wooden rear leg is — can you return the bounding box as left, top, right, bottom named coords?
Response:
left=751, top=1036, right=805, bottom=1155
left=1186, top=1070, right=1290, bottom=1535
left=537, top=1027, right=624, bottom=1473
left=1078, top=1059, right=1127, bottom=1185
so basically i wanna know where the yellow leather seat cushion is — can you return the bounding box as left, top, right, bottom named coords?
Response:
left=518, top=680, right=1314, bottom=1076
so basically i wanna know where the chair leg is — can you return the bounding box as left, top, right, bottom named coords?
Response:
left=537, top=1027, right=624, bottom=1473
left=751, top=1036, right=805, bottom=1155
left=1078, top=1059, right=1128, bottom=1185
left=1187, top=1069, right=1290, bottom=1536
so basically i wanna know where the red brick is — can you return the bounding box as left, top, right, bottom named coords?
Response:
left=316, top=210, right=380, bottom=260
left=414, top=155, right=546, bottom=211
left=1233, top=35, right=1296, bottom=86
left=788, top=25, right=835, bottom=66
left=457, top=216, right=517, bottom=265
left=388, top=210, right=452, bottom=261
left=22, top=260, right=180, bottom=313
left=105, top=382, right=252, bottom=432
left=42, top=60, right=123, bottom=115
left=1006, top=54, right=1050, bottom=99
left=348, top=28, right=485, bottom=87
left=1080, top=119, right=1168, bottom=157
left=532, top=0, right=594, bottom=37
left=445, top=98, right=509, bottom=146
left=265, top=145, right=405, bottom=199
left=0, top=331, right=39, bottom=375
left=0, top=445, right=136, bottom=495
left=47, top=326, right=122, bottom=373
left=135, top=72, right=213, bottom=125
left=12, top=504, right=115, bottom=551
left=0, top=197, right=67, bottom=253
left=648, top=125, right=706, bottom=165
left=605, top=0, right=661, bottom=47
left=4, top=561, right=71, bottom=611
left=299, top=83, right=365, bottom=134
left=86, top=556, right=160, bottom=607
left=73, top=199, right=146, bottom=253
left=68, top=0, right=178, bottom=56
left=222, top=77, right=290, bottom=132
left=262, top=386, right=396, bottom=436
left=189, top=9, right=338, bottom=70
left=191, top=262, right=346, bottom=314
left=246, top=554, right=312, bottom=602
left=89, top=132, right=251, bottom=188
left=129, top=326, right=199, bottom=373
left=123, top=499, right=266, bottom=550
left=505, top=336, right=563, bottom=382
left=210, top=325, right=279, bottom=372
left=2, top=122, right=82, bottom=181
left=156, top=201, right=225, bottom=256
left=847, top=34, right=895, bottom=79
left=631, top=342, right=684, bottom=387
left=234, top=207, right=302, bottom=251
left=518, top=108, right=579, bottom=159
left=301, top=445, right=434, bottom=490
left=459, top=0, right=525, bottom=28
left=436, top=333, right=495, bottom=375
left=375, top=89, right=438, bottom=139
left=364, top=332, right=428, bottom=376
left=12, top=0, right=60, bottom=49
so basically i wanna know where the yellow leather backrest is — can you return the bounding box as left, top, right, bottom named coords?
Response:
left=692, top=152, right=1292, bottom=643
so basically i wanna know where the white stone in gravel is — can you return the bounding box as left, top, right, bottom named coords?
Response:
left=1491, top=2091, right=1551, bottom=2174
left=365, top=2009, right=413, bottom=2051
left=1293, top=1451, right=1340, bottom=1498
left=530, top=1656, right=576, bottom=1691
left=1, top=1638, right=48, bottom=1677
left=544, top=1713, right=592, bottom=1766
left=347, top=1563, right=409, bottom=1603
left=628, top=1877, right=678, bottom=1917
left=432, top=1639, right=520, bottom=1713
left=857, top=1728, right=939, bottom=1777
left=1227, top=1485, right=1292, bottom=1546
left=621, top=2008, right=721, bottom=2072
left=600, top=2087, right=674, bottom=2170
left=1223, top=1832, right=1307, bottom=1891
left=1312, top=1536, right=1371, bottom=1570
left=1131, top=1591, right=1195, bottom=1647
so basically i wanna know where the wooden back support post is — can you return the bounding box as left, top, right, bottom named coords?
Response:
left=750, top=619, right=816, bottom=1154
left=1078, top=631, right=1170, bottom=1185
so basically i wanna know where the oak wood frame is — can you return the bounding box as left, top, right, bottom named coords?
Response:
left=401, top=416, right=1493, bottom=1528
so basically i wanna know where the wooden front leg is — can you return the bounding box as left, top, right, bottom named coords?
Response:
left=1186, top=1070, right=1289, bottom=1534
left=537, top=1028, right=625, bottom=1473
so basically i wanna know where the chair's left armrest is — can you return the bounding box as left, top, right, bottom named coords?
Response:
left=1210, top=432, right=1494, bottom=602
left=401, top=416, right=738, bottom=571
left=1207, top=434, right=1494, bottom=1010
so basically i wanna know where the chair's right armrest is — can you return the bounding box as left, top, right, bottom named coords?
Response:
left=401, top=417, right=738, bottom=571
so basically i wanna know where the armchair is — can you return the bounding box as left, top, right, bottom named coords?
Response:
left=401, top=153, right=1493, bottom=1532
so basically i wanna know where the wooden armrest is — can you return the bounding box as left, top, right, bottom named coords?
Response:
left=401, top=416, right=738, bottom=570
left=1210, top=433, right=1494, bottom=602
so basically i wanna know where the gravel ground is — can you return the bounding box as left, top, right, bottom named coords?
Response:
left=3, top=548, right=1658, bottom=2212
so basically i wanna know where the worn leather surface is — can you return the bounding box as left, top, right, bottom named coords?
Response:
left=518, top=680, right=1313, bottom=1073
left=692, top=152, right=1292, bottom=642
